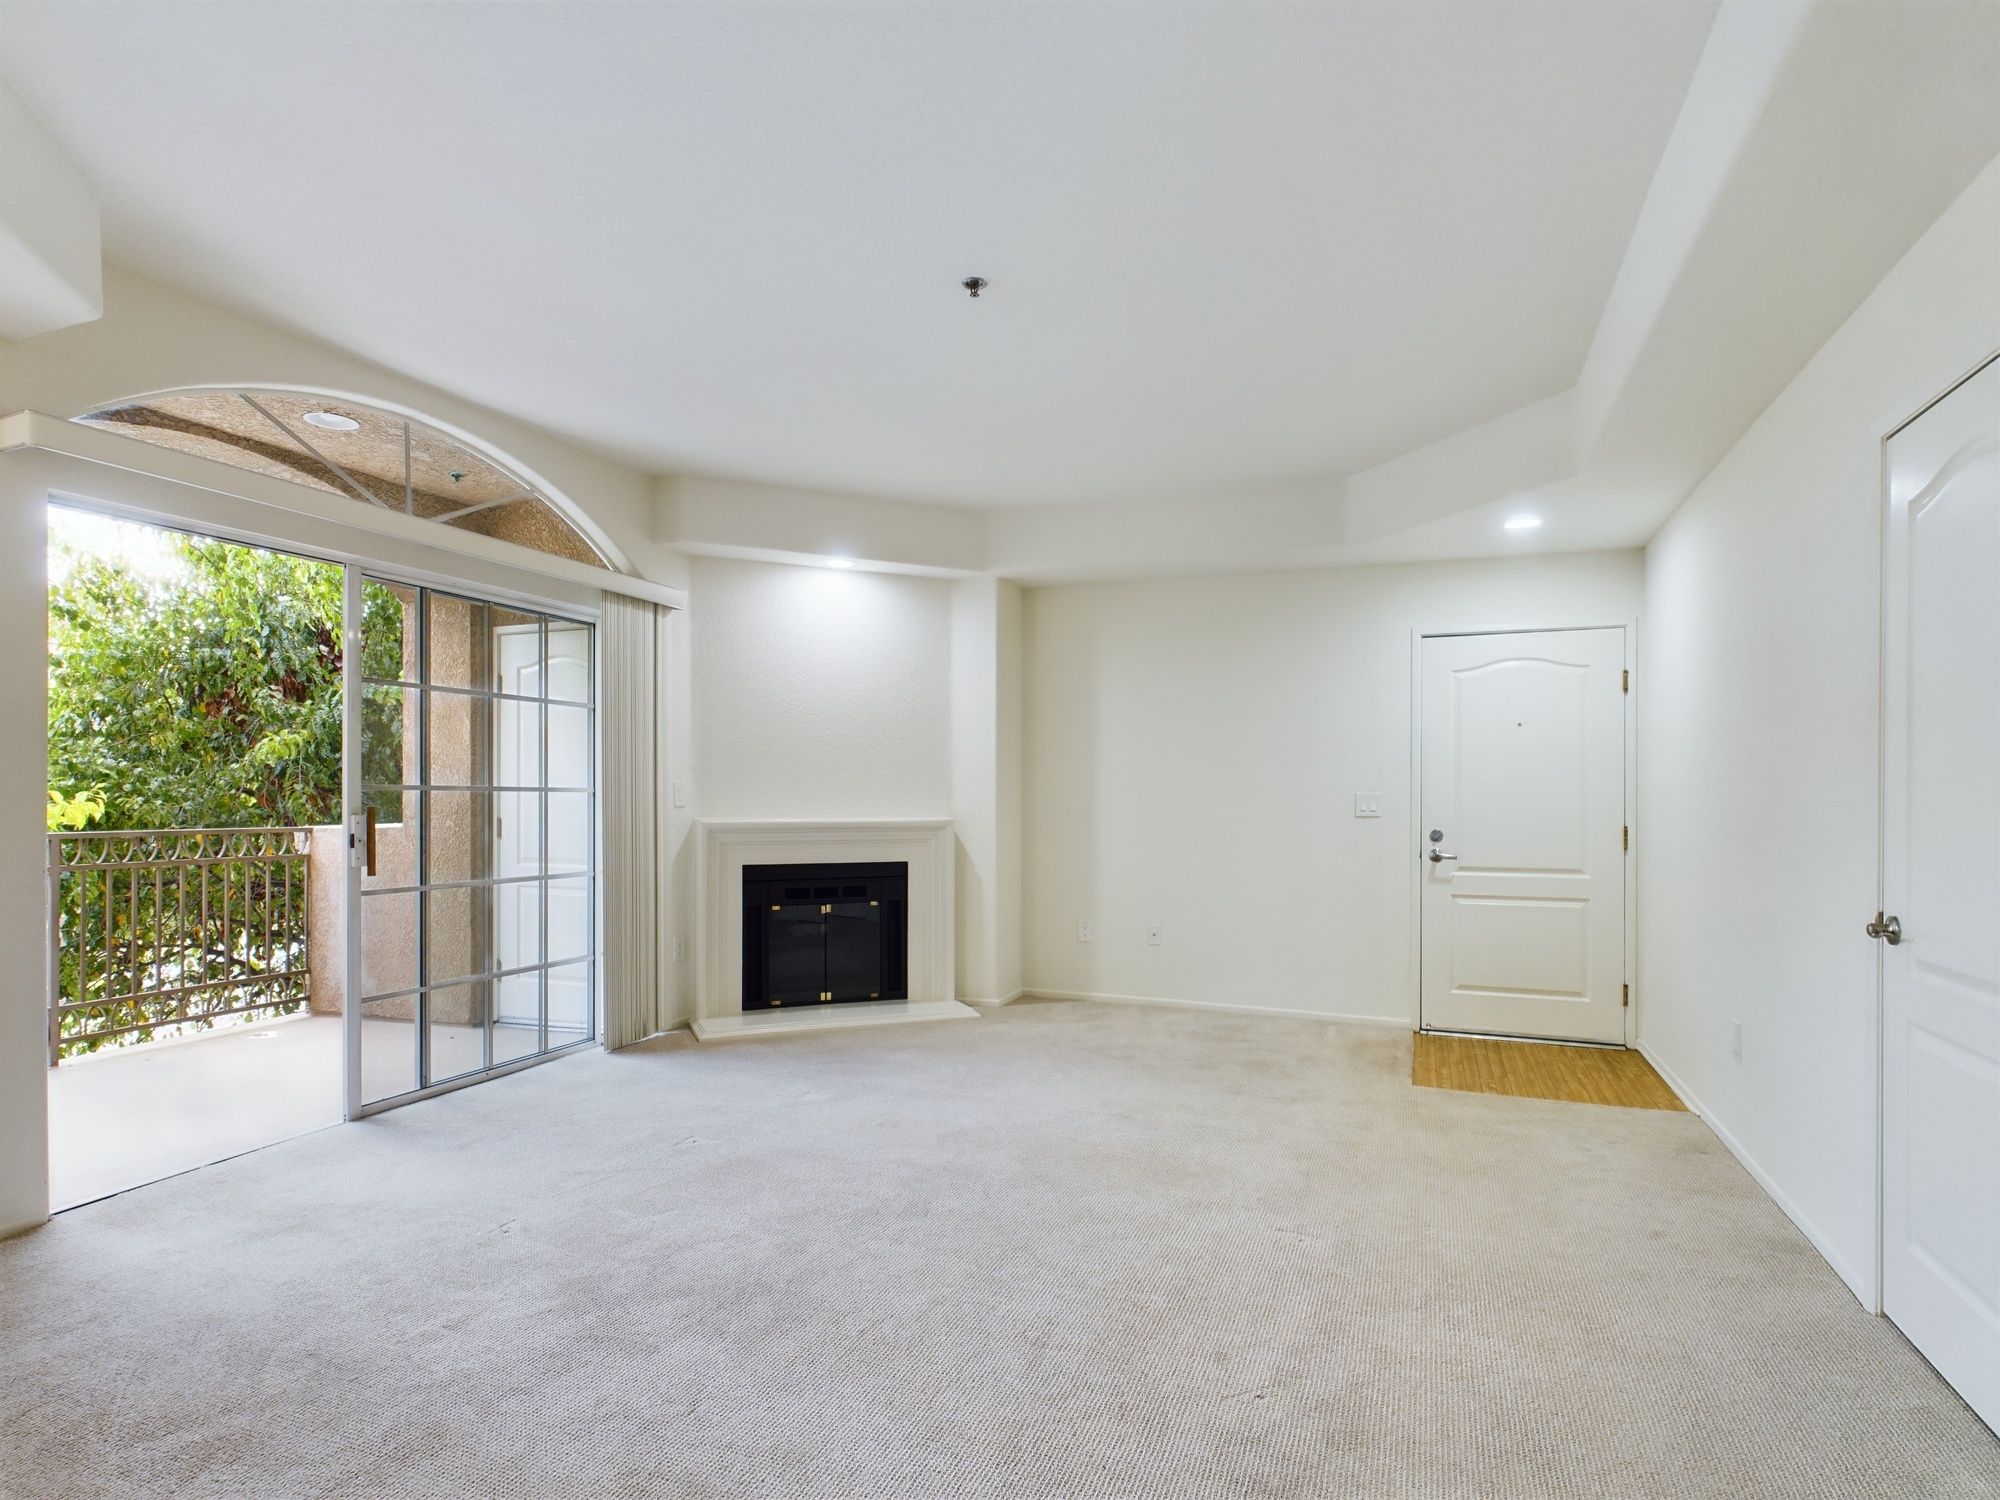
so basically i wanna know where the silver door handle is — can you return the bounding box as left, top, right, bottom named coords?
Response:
left=1866, top=912, right=1902, bottom=945
left=1428, top=849, right=1458, bottom=864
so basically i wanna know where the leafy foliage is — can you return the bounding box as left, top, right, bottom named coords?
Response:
left=46, top=522, right=403, bottom=1054
left=48, top=530, right=403, bottom=830
left=46, top=788, right=105, bottom=831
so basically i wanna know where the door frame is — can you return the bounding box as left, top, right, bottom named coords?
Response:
left=1408, top=621, right=1638, bottom=1046
left=3, top=425, right=653, bottom=1231
left=36, top=458, right=609, bottom=1124
left=1871, top=349, right=2000, bottom=1317
left=340, top=567, right=607, bottom=1122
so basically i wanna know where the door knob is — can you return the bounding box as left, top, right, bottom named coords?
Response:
left=1428, top=848, right=1458, bottom=864
left=1866, top=912, right=1902, bottom=945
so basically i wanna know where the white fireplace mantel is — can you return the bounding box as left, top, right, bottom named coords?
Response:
left=693, top=818, right=962, bottom=1039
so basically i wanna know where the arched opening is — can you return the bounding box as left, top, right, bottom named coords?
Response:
left=76, top=387, right=614, bottom=571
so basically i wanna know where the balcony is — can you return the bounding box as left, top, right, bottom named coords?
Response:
left=44, top=820, right=571, bottom=1207
left=49, top=1012, right=342, bottom=1209
left=47, top=826, right=345, bottom=1209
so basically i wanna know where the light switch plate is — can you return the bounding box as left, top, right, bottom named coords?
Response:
left=1077, top=919, right=1093, bottom=943
left=671, top=780, right=688, bottom=808
left=1354, top=793, right=1382, bottom=818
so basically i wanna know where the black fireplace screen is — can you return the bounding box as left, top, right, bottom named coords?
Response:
left=742, top=863, right=908, bottom=1009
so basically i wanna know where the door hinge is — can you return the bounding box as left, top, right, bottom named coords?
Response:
left=1622, top=983, right=1630, bottom=1009
left=1622, top=669, right=1630, bottom=693
left=1623, top=824, right=1630, bottom=851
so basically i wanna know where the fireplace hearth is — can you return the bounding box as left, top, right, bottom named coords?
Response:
left=742, top=862, right=908, bottom=1009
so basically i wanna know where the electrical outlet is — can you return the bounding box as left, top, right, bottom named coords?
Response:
left=1731, top=1020, right=1743, bottom=1063
left=1076, top=919, right=1092, bottom=943
left=673, top=933, right=686, bottom=963
left=1145, top=923, right=1162, bottom=946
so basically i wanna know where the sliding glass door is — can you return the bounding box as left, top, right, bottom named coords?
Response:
left=342, top=571, right=596, bottom=1114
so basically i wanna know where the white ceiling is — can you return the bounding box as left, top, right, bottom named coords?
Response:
left=0, top=0, right=1720, bottom=510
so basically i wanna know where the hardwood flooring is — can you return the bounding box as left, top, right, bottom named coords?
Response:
left=1412, top=1031, right=1687, bottom=1111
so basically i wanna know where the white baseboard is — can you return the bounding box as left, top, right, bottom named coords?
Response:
left=1026, top=988, right=1408, bottom=1029
left=961, top=989, right=1025, bottom=1008
left=1631, top=1038, right=1699, bottom=1112
left=1636, top=1039, right=1873, bottom=1310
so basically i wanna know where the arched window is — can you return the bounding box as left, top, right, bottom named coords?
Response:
left=76, top=388, right=613, bottom=570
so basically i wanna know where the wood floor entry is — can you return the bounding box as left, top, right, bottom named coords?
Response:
left=1413, top=1032, right=1686, bottom=1111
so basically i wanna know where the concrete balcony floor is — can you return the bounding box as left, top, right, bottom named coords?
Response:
left=46, top=1013, right=558, bottom=1211
left=48, top=1013, right=344, bottom=1211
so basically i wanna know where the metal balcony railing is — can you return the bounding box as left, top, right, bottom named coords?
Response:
left=48, top=828, right=312, bottom=1063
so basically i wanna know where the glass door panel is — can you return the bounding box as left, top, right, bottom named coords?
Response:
left=826, top=902, right=884, bottom=1001
left=547, top=961, right=594, bottom=1046
left=766, top=904, right=827, bottom=1005
left=343, top=571, right=597, bottom=1114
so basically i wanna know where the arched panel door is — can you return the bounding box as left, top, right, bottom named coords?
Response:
left=1419, top=628, right=1628, bottom=1043
left=1881, top=356, right=1999, bottom=1432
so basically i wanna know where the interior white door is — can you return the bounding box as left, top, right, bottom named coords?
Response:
left=493, top=626, right=543, bottom=1034
left=493, top=624, right=593, bottom=1036
left=1419, top=628, right=1627, bottom=1043
left=1882, top=355, right=1999, bottom=1433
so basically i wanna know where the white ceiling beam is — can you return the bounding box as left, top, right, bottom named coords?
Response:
left=1572, top=0, right=1813, bottom=461
left=1342, top=392, right=1575, bottom=546
left=657, top=473, right=987, bottom=576
left=1573, top=0, right=2000, bottom=526
left=0, top=79, right=101, bottom=340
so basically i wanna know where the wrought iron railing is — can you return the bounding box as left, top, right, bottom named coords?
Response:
left=48, top=828, right=312, bottom=1062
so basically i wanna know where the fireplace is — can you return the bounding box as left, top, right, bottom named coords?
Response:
left=742, top=862, right=908, bottom=1009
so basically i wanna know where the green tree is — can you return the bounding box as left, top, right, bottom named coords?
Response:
left=48, top=532, right=403, bottom=830
left=46, top=523, right=404, bottom=1055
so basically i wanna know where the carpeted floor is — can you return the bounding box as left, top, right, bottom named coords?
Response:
left=2, top=999, right=1994, bottom=1499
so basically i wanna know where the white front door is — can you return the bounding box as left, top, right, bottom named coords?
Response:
left=1882, top=355, right=1999, bottom=1433
left=1419, top=628, right=1627, bottom=1043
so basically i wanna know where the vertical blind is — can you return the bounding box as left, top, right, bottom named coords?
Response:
left=599, top=592, right=668, bottom=1048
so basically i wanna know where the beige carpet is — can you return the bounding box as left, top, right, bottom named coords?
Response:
left=1, top=1000, right=1993, bottom=1499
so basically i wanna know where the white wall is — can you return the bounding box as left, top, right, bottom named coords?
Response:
left=1023, top=552, right=1643, bottom=1021
left=949, top=577, right=1024, bottom=1002
left=1639, top=151, right=2000, bottom=1306
left=995, top=582, right=1023, bottom=1002
left=689, top=555, right=953, bottom=821
left=0, top=466, right=48, bottom=1236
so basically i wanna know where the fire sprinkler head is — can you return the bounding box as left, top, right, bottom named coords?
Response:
left=962, top=277, right=989, bottom=298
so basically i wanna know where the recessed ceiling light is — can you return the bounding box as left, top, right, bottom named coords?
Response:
left=826, top=557, right=856, bottom=569
left=1503, top=514, right=1543, bottom=531
left=301, top=410, right=360, bottom=432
